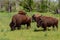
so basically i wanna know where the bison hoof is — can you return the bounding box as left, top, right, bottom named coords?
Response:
left=11, top=29, right=15, bottom=31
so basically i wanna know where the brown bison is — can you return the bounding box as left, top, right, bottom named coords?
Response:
left=10, top=11, right=31, bottom=31
left=37, top=16, right=58, bottom=31
left=32, top=14, right=58, bottom=31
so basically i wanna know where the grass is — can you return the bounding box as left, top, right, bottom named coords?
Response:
left=0, top=12, right=60, bottom=40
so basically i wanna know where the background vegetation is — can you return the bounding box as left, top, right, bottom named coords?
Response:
left=0, top=0, right=59, bottom=12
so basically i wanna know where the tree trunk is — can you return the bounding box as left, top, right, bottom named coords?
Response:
left=8, top=3, right=12, bottom=12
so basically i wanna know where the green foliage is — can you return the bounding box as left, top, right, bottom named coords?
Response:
left=22, top=0, right=33, bottom=12
left=58, top=0, right=60, bottom=9
left=0, top=0, right=59, bottom=12
left=40, top=0, right=48, bottom=12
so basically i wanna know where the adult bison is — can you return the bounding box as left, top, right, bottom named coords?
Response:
left=10, top=11, right=31, bottom=31
left=32, top=14, right=58, bottom=31
left=37, top=16, right=58, bottom=31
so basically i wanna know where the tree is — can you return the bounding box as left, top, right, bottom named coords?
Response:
left=4, top=0, right=12, bottom=12
left=23, top=0, right=33, bottom=12
left=40, top=0, right=48, bottom=12
left=58, top=0, right=60, bottom=9
left=0, top=0, right=5, bottom=12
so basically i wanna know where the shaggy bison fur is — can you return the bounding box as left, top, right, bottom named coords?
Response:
left=37, top=16, right=58, bottom=31
left=18, top=11, right=26, bottom=15
left=32, top=14, right=58, bottom=31
left=10, top=11, right=31, bottom=31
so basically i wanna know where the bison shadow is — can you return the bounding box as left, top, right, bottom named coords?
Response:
left=34, top=29, right=51, bottom=32
left=34, top=29, right=44, bottom=32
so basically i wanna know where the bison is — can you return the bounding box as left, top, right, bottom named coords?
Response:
left=32, top=14, right=58, bottom=31
left=10, top=11, right=31, bottom=31
left=37, top=16, right=58, bottom=31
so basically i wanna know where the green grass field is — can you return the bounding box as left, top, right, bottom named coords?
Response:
left=0, top=12, right=60, bottom=40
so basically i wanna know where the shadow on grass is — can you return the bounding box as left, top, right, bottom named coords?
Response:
left=34, top=29, right=51, bottom=32
left=34, top=29, right=44, bottom=32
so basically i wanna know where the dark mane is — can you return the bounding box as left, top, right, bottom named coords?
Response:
left=18, top=11, right=26, bottom=15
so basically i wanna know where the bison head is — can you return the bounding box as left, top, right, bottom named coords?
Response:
left=32, top=15, right=36, bottom=22
left=32, top=14, right=42, bottom=22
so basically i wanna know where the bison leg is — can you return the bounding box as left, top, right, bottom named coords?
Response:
left=43, top=27, right=47, bottom=31
left=52, top=25, right=55, bottom=30
left=17, top=26, right=21, bottom=30
left=37, top=24, right=40, bottom=28
left=53, top=25, right=58, bottom=31
left=55, top=24, right=58, bottom=30
left=27, top=23, right=30, bottom=29
left=17, top=25, right=21, bottom=30
left=10, top=26, right=16, bottom=31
